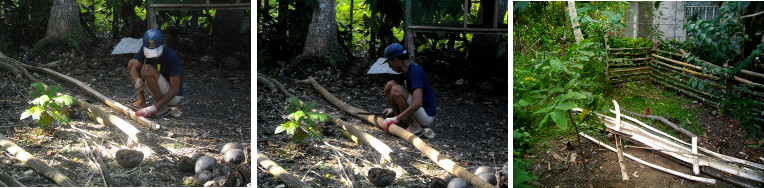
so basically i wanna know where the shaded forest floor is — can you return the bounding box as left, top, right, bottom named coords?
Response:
left=0, top=40, right=251, bottom=186
left=256, top=65, right=509, bottom=187
left=524, top=80, right=764, bottom=187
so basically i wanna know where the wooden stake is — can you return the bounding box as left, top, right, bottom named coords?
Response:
left=257, top=151, right=312, bottom=188
left=693, top=137, right=700, bottom=175
left=612, top=100, right=629, bottom=181
left=0, top=132, right=77, bottom=187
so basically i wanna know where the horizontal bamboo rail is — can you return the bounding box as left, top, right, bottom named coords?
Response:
left=651, top=74, right=719, bottom=107
left=610, top=75, right=651, bottom=85
left=611, top=70, right=652, bottom=78
left=610, top=62, right=650, bottom=68
left=652, top=54, right=704, bottom=71
left=652, top=59, right=719, bottom=80
left=650, top=64, right=725, bottom=90
left=610, top=67, right=650, bottom=74
left=656, top=49, right=764, bottom=80
left=612, top=51, right=651, bottom=57
left=609, top=47, right=652, bottom=51
left=652, top=70, right=720, bottom=100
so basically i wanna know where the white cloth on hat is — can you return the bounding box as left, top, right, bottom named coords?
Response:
left=143, top=45, right=164, bottom=58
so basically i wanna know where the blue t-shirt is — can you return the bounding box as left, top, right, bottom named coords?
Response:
left=135, top=47, right=184, bottom=96
left=400, top=63, right=436, bottom=116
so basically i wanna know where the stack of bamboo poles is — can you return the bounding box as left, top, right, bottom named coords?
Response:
left=607, top=47, right=653, bottom=84
left=572, top=107, right=764, bottom=186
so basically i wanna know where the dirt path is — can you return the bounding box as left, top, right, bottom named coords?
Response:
left=256, top=71, right=509, bottom=187
left=0, top=51, right=251, bottom=186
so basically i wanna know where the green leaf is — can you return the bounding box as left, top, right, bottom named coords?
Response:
left=289, top=110, right=306, bottom=121
left=549, top=58, right=562, bottom=71
left=307, top=112, right=329, bottom=122
left=517, top=100, right=532, bottom=107
left=579, top=51, right=594, bottom=56
left=286, top=97, right=301, bottom=108
left=303, top=101, right=315, bottom=112
left=307, top=127, right=324, bottom=141
left=30, top=91, right=42, bottom=99
left=20, top=108, right=34, bottom=120
left=513, top=164, right=537, bottom=187
left=513, top=130, right=523, bottom=138
left=550, top=110, right=568, bottom=131
left=47, top=85, right=60, bottom=97
left=285, top=121, right=298, bottom=135
left=31, top=82, right=45, bottom=92
left=32, top=106, right=42, bottom=120
left=49, top=102, right=62, bottom=111
left=549, top=86, right=564, bottom=94
left=292, top=128, right=309, bottom=143
left=275, top=123, right=288, bottom=134
left=52, top=95, right=74, bottom=106
left=52, top=111, right=69, bottom=125
left=537, top=114, right=550, bottom=128
left=564, top=78, right=577, bottom=89
left=534, top=104, right=556, bottom=114
left=555, top=102, right=577, bottom=110
left=285, top=105, right=298, bottom=114
left=38, top=113, right=53, bottom=127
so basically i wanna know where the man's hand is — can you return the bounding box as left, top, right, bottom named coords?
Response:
left=382, top=116, right=398, bottom=132
left=134, top=78, right=144, bottom=90
left=135, top=105, right=157, bottom=117
left=382, top=108, right=394, bottom=118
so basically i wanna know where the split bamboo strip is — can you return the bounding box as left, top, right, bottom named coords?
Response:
left=652, top=54, right=703, bottom=70
left=611, top=51, right=651, bottom=57
left=652, top=59, right=719, bottom=80
left=650, top=64, right=724, bottom=90
left=610, top=62, right=650, bottom=68
left=652, top=71, right=719, bottom=100
left=72, top=96, right=141, bottom=144
left=610, top=76, right=651, bottom=85
left=609, top=47, right=652, bottom=51
left=574, top=108, right=764, bottom=182
left=257, top=151, right=312, bottom=188
left=0, top=132, right=77, bottom=187
left=613, top=101, right=630, bottom=181
left=651, top=76, right=719, bottom=107
left=614, top=108, right=698, bottom=139
left=693, top=137, right=700, bottom=175
left=20, top=64, right=161, bottom=130
left=624, top=57, right=652, bottom=62
left=305, top=77, right=496, bottom=188
left=0, top=168, right=24, bottom=187
left=655, top=49, right=684, bottom=58
left=610, top=67, right=650, bottom=74
left=610, top=70, right=652, bottom=78
left=579, top=133, right=717, bottom=184
left=257, top=74, right=394, bottom=162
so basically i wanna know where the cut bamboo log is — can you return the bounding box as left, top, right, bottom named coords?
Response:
left=0, top=132, right=77, bottom=187
left=579, top=133, right=716, bottom=184
left=71, top=96, right=141, bottom=144
left=0, top=168, right=25, bottom=187
left=304, top=77, right=496, bottom=188
left=20, top=64, right=160, bottom=130
left=613, top=101, right=630, bottom=181
left=257, top=151, right=312, bottom=188
left=258, top=74, right=394, bottom=162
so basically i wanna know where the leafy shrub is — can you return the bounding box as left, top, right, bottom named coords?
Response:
left=275, top=97, right=328, bottom=143
left=20, top=82, right=74, bottom=129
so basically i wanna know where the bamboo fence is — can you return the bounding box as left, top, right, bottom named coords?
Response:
left=606, top=44, right=764, bottom=125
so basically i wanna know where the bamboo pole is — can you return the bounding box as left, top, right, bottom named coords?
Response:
left=610, top=71, right=652, bottom=78
left=579, top=133, right=717, bottom=184
left=651, top=75, right=720, bottom=107
left=0, top=133, right=77, bottom=187
left=610, top=62, right=650, bottom=68
left=257, top=74, right=394, bottom=162
left=304, top=77, right=496, bottom=188
left=609, top=76, right=651, bottom=85
left=652, top=51, right=764, bottom=87
left=615, top=108, right=698, bottom=139
left=652, top=71, right=720, bottom=100
left=257, top=151, right=312, bottom=188
left=658, top=49, right=764, bottom=80
left=20, top=64, right=161, bottom=130
left=608, top=47, right=652, bottom=51
left=692, top=137, right=700, bottom=175
left=652, top=59, right=719, bottom=80
left=652, top=54, right=704, bottom=71
left=0, top=168, right=25, bottom=187
left=612, top=101, right=630, bottom=181
left=72, top=96, right=141, bottom=144
left=650, top=64, right=725, bottom=90
left=611, top=51, right=651, bottom=57
left=610, top=66, right=650, bottom=74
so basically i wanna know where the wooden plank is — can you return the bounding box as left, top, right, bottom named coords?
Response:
left=0, top=133, right=77, bottom=187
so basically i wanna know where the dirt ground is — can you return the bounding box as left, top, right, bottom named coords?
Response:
left=526, top=85, right=764, bottom=188
left=255, top=66, right=510, bottom=187
left=0, top=42, right=251, bottom=186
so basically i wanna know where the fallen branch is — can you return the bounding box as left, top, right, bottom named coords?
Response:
left=617, top=107, right=697, bottom=139
left=257, top=76, right=278, bottom=93
left=19, top=64, right=160, bottom=130
left=257, top=151, right=312, bottom=188
left=580, top=133, right=716, bottom=184
left=0, top=168, right=25, bottom=187
left=258, top=74, right=393, bottom=162
left=0, top=132, right=77, bottom=187
left=71, top=95, right=141, bottom=145
left=304, top=77, right=496, bottom=188
left=0, top=50, right=38, bottom=83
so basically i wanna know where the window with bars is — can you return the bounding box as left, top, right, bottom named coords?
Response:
left=685, top=6, right=720, bottom=21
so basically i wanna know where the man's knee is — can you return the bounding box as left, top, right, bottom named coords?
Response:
left=141, top=64, right=158, bottom=77
left=385, top=80, right=398, bottom=94
left=128, top=59, right=141, bottom=70
left=390, top=85, right=407, bottom=98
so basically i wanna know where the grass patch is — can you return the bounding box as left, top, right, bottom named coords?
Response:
left=605, top=81, right=705, bottom=137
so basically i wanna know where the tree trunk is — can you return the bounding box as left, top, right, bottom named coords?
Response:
left=568, top=1, right=584, bottom=43
left=45, top=0, right=82, bottom=39
left=294, top=0, right=348, bottom=67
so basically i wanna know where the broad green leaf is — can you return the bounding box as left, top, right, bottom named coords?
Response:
left=30, top=91, right=42, bottom=99
left=52, top=111, right=69, bottom=125
left=304, top=119, right=317, bottom=126
left=47, top=86, right=60, bottom=97
left=579, top=51, right=594, bottom=56
left=49, top=101, right=62, bottom=111
left=32, top=106, right=42, bottom=120
left=517, top=99, right=532, bottom=107
left=285, top=105, right=298, bottom=114
left=286, top=97, right=301, bottom=108
left=303, top=101, right=315, bottom=112
left=292, top=128, right=309, bottom=143
left=571, top=63, right=584, bottom=69
left=38, top=113, right=53, bottom=127
left=555, top=102, right=577, bottom=110
left=699, top=82, right=704, bottom=91
left=550, top=59, right=562, bottom=71
left=534, top=104, right=556, bottom=114
left=275, top=123, right=288, bottom=134
left=513, top=165, right=537, bottom=187
left=20, top=108, right=34, bottom=120
left=550, top=110, right=568, bottom=131
left=289, top=110, right=306, bottom=121
left=565, top=78, right=577, bottom=89
left=513, top=130, right=523, bottom=138
left=285, top=121, right=298, bottom=135
left=307, top=127, right=324, bottom=140
left=31, top=82, right=45, bottom=92
left=537, top=114, right=550, bottom=128
left=549, top=86, right=564, bottom=94
left=55, top=95, right=74, bottom=106
left=307, top=112, right=329, bottom=122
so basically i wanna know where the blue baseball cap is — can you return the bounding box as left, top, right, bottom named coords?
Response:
left=382, top=43, right=407, bottom=64
left=142, top=29, right=164, bottom=58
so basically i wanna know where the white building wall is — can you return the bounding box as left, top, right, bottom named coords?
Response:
left=653, top=1, right=687, bottom=42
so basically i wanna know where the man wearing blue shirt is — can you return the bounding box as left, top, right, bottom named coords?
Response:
left=129, top=29, right=184, bottom=118
left=380, top=43, right=437, bottom=138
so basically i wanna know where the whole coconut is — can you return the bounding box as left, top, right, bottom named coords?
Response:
left=221, top=142, right=244, bottom=154
left=223, top=149, right=245, bottom=164
left=115, top=149, right=143, bottom=168
left=429, top=177, right=447, bottom=188
left=205, top=176, right=227, bottom=187
left=477, top=172, right=497, bottom=186
left=474, top=166, right=493, bottom=175
left=195, top=170, right=213, bottom=183
left=190, top=152, right=204, bottom=162
left=447, top=178, right=467, bottom=188
left=195, top=156, right=216, bottom=173
left=177, top=156, right=195, bottom=172
left=368, top=168, right=396, bottom=187
left=211, top=163, right=232, bottom=178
